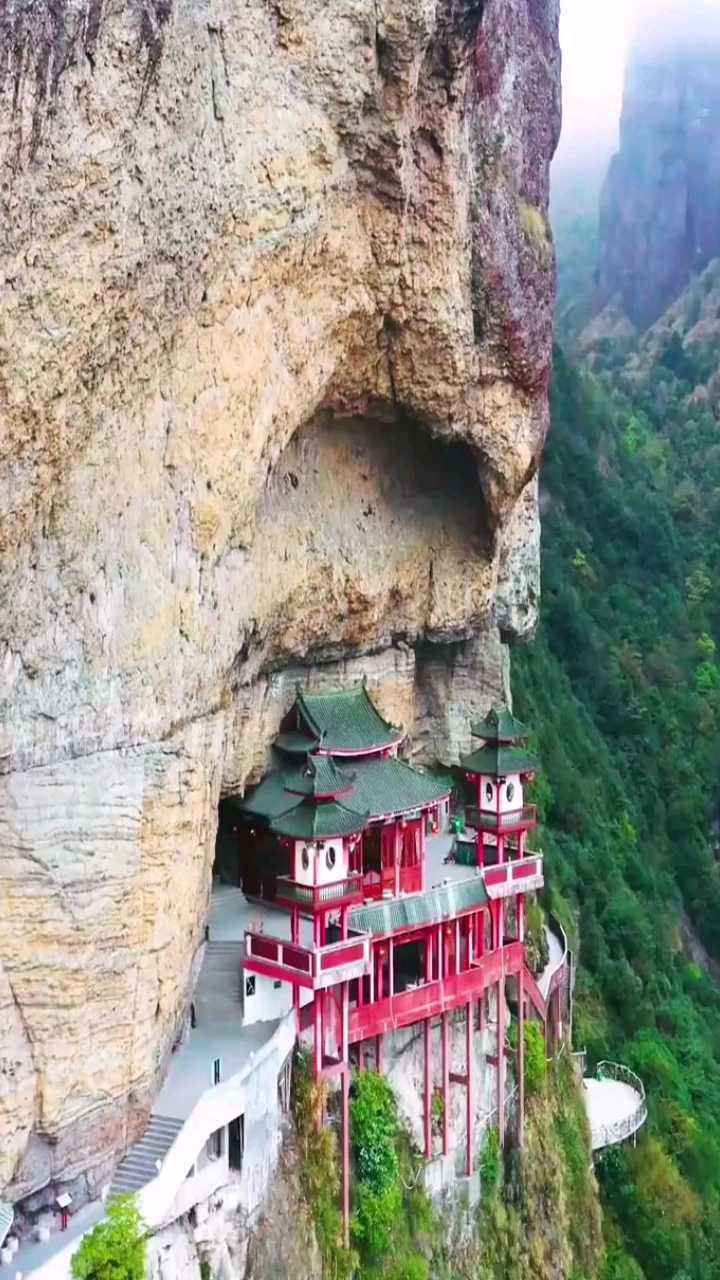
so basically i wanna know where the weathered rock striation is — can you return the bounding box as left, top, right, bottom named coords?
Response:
left=0, top=0, right=560, bottom=1200
left=596, top=13, right=720, bottom=330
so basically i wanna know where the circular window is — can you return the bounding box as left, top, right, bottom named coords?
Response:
left=485, top=782, right=493, bottom=803
left=506, top=782, right=515, bottom=804
left=301, top=846, right=310, bottom=871
left=326, top=846, right=337, bottom=871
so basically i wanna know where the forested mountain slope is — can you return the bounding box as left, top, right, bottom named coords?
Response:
left=515, top=341, right=720, bottom=1278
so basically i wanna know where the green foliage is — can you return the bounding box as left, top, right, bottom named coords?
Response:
left=514, top=339, right=720, bottom=1279
left=293, top=1050, right=357, bottom=1279
left=71, top=1196, right=146, bottom=1280
left=523, top=1022, right=547, bottom=1096
left=351, top=1072, right=399, bottom=1195
left=479, top=1127, right=502, bottom=1197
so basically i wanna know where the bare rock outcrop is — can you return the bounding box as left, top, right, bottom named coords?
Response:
left=0, top=0, right=560, bottom=1199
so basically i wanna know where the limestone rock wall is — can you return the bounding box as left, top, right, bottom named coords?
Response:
left=0, top=0, right=560, bottom=1198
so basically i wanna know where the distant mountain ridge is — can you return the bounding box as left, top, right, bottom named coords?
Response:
left=595, top=33, right=720, bottom=330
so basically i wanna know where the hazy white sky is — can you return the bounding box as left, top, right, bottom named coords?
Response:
left=559, top=0, right=633, bottom=165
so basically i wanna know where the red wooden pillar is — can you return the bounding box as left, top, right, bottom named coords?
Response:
left=314, top=991, right=323, bottom=1076
left=518, top=969, right=525, bottom=1149
left=394, top=823, right=402, bottom=897
left=425, top=931, right=433, bottom=983
left=341, top=1066, right=350, bottom=1245
left=441, top=1010, right=450, bottom=1156
left=389, top=938, right=395, bottom=998
left=466, top=999, right=474, bottom=1175
left=517, top=893, right=525, bottom=943
left=341, top=980, right=350, bottom=1244
left=424, top=1017, right=432, bottom=1158
left=497, top=978, right=505, bottom=1146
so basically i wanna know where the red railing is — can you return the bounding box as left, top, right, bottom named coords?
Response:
left=483, top=855, right=544, bottom=898
left=275, top=873, right=364, bottom=911
left=466, top=805, right=537, bottom=832
left=244, top=930, right=370, bottom=990
left=349, top=942, right=525, bottom=1041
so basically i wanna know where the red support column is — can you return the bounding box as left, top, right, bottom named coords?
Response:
left=518, top=893, right=525, bottom=943
left=497, top=978, right=505, bottom=1147
left=389, top=938, right=395, bottom=998
left=466, top=999, right=474, bottom=1175
left=314, top=991, right=323, bottom=1076
left=394, top=823, right=401, bottom=897
left=424, top=1017, right=432, bottom=1159
left=341, top=1066, right=350, bottom=1246
left=441, top=1010, right=450, bottom=1156
left=518, top=969, right=525, bottom=1150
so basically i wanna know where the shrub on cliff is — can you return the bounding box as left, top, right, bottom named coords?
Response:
left=71, top=1195, right=146, bottom=1280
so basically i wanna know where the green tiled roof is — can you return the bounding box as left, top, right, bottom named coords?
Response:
left=234, top=755, right=449, bottom=825
left=230, top=771, right=297, bottom=821
left=349, top=876, right=487, bottom=937
left=276, top=729, right=320, bottom=756
left=271, top=798, right=368, bottom=839
left=296, top=685, right=401, bottom=753
left=471, top=706, right=529, bottom=743
left=460, top=744, right=537, bottom=777
left=285, top=754, right=355, bottom=799
left=350, top=757, right=450, bottom=819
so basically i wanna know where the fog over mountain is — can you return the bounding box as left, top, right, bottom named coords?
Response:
left=554, top=0, right=720, bottom=221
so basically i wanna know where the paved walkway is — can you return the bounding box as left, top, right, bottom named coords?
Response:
left=11, top=886, right=285, bottom=1277
left=9, top=1201, right=104, bottom=1278
left=538, top=924, right=565, bottom=999
left=155, top=887, right=287, bottom=1120
left=583, top=1077, right=645, bottom=1151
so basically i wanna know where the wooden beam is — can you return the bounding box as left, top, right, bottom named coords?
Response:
left=441, top=1010, right=450, bottom=1156
left=518, top=970, right=525, bottom=1150
left=467, top=997, right=474, bottom=1176
left=424, top=1017, right=432, bottom=1159
left=497, top=978, right=505, bottom=1147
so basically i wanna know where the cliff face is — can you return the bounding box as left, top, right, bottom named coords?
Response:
left=596, top=30, right=720, bottom=330
left=0, top=0, right=560, bottom=1199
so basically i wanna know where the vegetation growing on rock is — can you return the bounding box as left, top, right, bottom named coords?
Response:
left=515, top=334, right=720, bottom=1278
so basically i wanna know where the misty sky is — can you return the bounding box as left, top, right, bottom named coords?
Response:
left=558, top=0, right=631, bottom=174
left=558, top=0, right=720, bottom=179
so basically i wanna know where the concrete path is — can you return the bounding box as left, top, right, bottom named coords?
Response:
left=583, top=1076, right=645, bottom=1151
left=538, top=924, right=565, bottom=999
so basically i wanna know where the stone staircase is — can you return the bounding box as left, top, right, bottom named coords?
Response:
left=110, top=1115, right=184, bottom=1195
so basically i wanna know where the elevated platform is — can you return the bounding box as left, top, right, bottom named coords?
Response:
left=583, top=1061, right=647, bottom=1152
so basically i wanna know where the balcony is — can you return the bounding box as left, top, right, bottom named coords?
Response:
left=244, top=930, right=370, bottom=990
left=482, top=854, right=544, bottom=899
left=466, top=804, right=537, bottom=833
left=275, top=873, right=364, bottom=911
left=349, top=942, right=525, bottom=1041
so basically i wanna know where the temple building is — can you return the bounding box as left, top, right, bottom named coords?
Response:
left=227, top=685, right=553, bottom=1238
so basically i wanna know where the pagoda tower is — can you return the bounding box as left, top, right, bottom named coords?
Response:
left=461, top=706, right=539, bottom=1146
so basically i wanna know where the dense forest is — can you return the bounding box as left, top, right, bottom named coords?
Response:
left=515, top=315, right=720, bottom=1279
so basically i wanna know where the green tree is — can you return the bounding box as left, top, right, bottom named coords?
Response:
left=72, top=1196, right=146, bottom=1280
